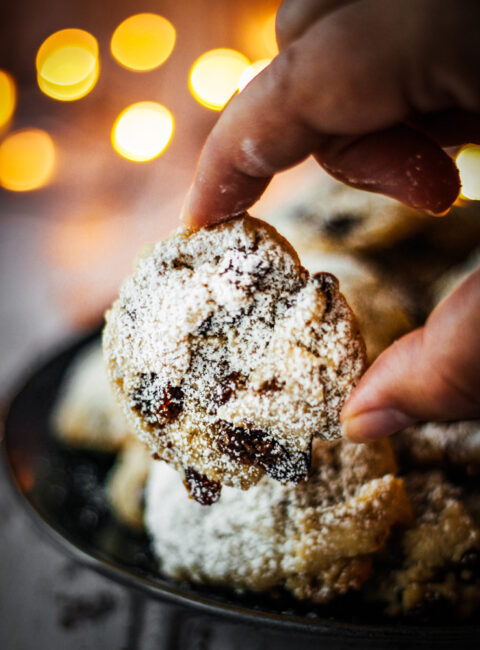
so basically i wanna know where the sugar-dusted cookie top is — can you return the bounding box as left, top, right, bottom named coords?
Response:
left=103, top=215, right=366, bottom=501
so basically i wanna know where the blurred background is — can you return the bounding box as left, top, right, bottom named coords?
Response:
left=0, top=0, right=293, bottom=396
left=1, top=0, right=480, bottom=399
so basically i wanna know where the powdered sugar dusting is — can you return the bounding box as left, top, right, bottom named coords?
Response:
left=145, top=438, right=410, bottom=602
left=103, top=215, right=366, bottom=495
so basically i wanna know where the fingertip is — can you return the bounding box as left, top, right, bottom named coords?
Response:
left=179, top=187, right=224, bottom=230
left=341, top=408, right=415, bottom=443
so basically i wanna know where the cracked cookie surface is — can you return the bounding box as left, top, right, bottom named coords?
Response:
left=103, top=215, right=366, bottom=499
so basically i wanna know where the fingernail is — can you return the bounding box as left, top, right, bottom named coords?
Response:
left=424, top=207, right=450, bottom=217
left=341, top=408, right=415, bottom=443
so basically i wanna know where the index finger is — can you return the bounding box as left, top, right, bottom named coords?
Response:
left=182, top=0, right=462, bottom=228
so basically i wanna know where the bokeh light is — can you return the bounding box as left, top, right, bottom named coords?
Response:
left=189, top=49, right=250, bottom=111
left=0, top=70, right=16, bottom=129
left=0, top=128, right=56, bottom=191
left=261, top=12, right=278, bottom=58
left=456, top=145, right=480, bottom=200
left=36, top=29, right=99, bottom=101
left=111, top=13, right=176, bottom=71
left=238, top=58, right=271, bottom=91
left=112, top=101, right=174, bottom=162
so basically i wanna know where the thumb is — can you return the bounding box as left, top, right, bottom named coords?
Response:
left=341, top=268, right=480, bottom=442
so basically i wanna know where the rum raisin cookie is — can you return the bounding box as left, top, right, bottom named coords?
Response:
left=103, top=215, right=366, bottom=500
left=392, top=420, right=480, bottom=476
left=145, top=438, right=410, bottom=603
left=264, top=178, right=426, bottom=254
left=299, top=251, right=414, bottom=362
left=367, top=471, right=480, bottom=619
left=52, top=342, right=131, bottom=452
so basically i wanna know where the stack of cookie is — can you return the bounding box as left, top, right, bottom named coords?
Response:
left=53, top=199, right=480, bottom=619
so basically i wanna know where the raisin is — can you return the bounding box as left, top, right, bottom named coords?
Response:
left=172, top=258, right=193, bottom=270
left=184, top=467, right=222, bottom=505
left=217, top=422, right=311, bottom=483
left=312, top=272, right=339, bottom=313
left=213, top=372, right=242, bottom=407
left=263, top=441, right=312, bottom=483
left=256, top=377, right=284, bottom=393
left=131, top=373, right=183, bottom=423
left=323, top=212, right=359, bottom=238
left=196, top=314, right=213, bottom=336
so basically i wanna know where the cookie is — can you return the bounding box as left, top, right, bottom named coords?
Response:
left=105, top=438, right=151, bottom=530
left=145, top=438, right=410, bottom=603
left=392, top=420, right=480, bottom=476
left=103, top=215, right=366, bottom=499
left=264, top=178, right=426, bottom=253
left=52, top=342, right=131, bottom=452
left=367, top=471, right=480, bottom=619
left=299, top=250, right=414, bottom=362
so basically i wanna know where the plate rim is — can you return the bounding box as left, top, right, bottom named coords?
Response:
left=2, top=329, right=480, bottom=638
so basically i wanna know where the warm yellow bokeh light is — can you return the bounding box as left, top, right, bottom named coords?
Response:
left=261, top=12, right=278, bottom=58
left=0, top=128, right=56, bottom=191
left=456, top=145, right=480, bottom=200
left=36, top=28, right=99, bottom=101
left=189, top=49, right=250, bottom=111
left=112, top=101, right=174, bottom=162
left=111, top=13, right=176, bottom=71
left=238, top=58, right=271, bottom=91
left=0, top=70, right=16, bottom=129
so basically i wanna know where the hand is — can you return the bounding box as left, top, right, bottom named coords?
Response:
left=182, top=0, right=480, bottom=228
left=341, top=268, right=480, bottom=441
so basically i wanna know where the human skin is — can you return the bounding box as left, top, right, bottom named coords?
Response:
left=181, top=0, right=480, bottom=441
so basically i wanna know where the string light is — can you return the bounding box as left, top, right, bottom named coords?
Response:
left=456, top=145, right=480, bottom=201
left=111, top=13, right=176, bottom=71
left=0, top=128, right=56, bottom=191
left=0, top=70, right=16, bottom=129
left=112, top=101, right=174, bottom=161
left=36, top=29, right=99, bottom=101
left=189, top=48, right=250, bottom=110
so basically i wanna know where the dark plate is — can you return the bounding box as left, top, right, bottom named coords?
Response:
left=2, top=330, right=480, bottom=649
